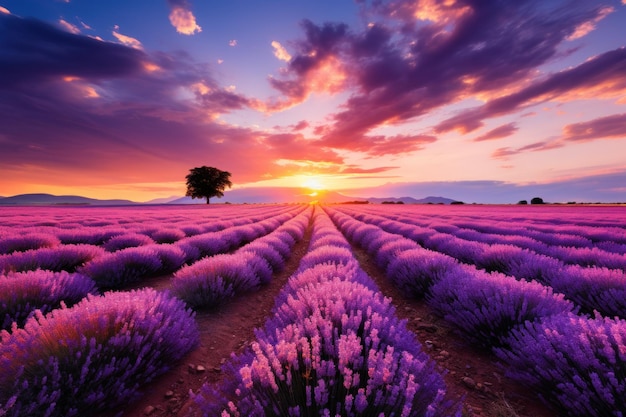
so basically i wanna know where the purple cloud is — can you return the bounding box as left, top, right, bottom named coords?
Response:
left=562, top=113, right=626, bottom=142
left=0, top=13, right=380, bottom=187
left=0, top=13, right=145, bottom=86
left=267, top=0, right=617, bottom=155
left=436, top=47, right=626, bottom=134
left=471, top=123, right=518, bottom=142
left=492, top=113, right=626, bottom=159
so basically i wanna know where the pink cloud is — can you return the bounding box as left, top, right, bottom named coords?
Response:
left=562, top=113, right=626, bottom=142
left=112, top=29, right=142, bottom=49
left=471, top=123, right=518, bottom=142
left=435, top=47, right=626, bottom=134
left=59, top=19, right=80, bottom=34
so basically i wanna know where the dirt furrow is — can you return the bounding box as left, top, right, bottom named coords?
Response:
left=350, top=242, right=554, bottom=417
left=112, top=216, right=314, bottom=417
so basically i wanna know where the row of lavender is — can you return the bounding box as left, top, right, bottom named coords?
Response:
left=0, top=205, right=315, bottom=416
left=0, top=205, right=309, bottom=333
left=0, top=205, right=302, bottom=257
left=358, top=204, right=626, bottom=255
left=0, top=289, right=199, bottom=416
left=331, top=205, right=626, bottom=319
left=324, top=205, right=626, bottom=416
left=171, top=205, right=312, bottom=308
left=191, top=206, right=461, bottom=416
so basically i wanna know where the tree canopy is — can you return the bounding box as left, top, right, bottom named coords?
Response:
left=185, top=166, right=232, bottom=204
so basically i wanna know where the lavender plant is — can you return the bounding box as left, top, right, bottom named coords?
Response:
left=428, top=268, right=577, bottom=348
left=0, top=244, right=105, bottom=273
left=171, top=253, right=257, bottom=308
left=495, top=313, right=626, bottom=416
left=0, top=288, right=199, bottom=417
left=149, top=227, right=186, bottom=244
left=196, top=278, right=459, bottom=417
left=0, top=233, right=60, bottom=255
left=78, top=246, right=163, bottom=289
left=549, top=266, right=626, bottom=318
left=102, top=232, right=155, bottom=252
left=1, top=270, right=97, bottom=330
left=386, top=249, right=462, bottom=299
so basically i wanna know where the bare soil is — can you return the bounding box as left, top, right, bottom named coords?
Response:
left=109, top=219, right=554, bottom=417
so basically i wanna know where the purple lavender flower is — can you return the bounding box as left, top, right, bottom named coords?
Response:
left=495, top=313, right=626, bottom=416
left=298, top=246, right=355, bottom=271
left=78, top=246, right=163, bottom=289
left=374, top=238, right=420, bottom=270
left=550, top=266, right=626, bottom=318
left=102, top=232, right=156, bottom=252
left=0, top=244, right=105, bottom=274
left=197, top=278, right=458, bottom=417
left=149, top=228, right=186, bottom=244
left=0, top=233, right=60, bottom=255
left=171, top=253, right=258, bottom=308
left=0, top=270, right=97, bottom=330
left=386, top=248, right=462, bottom=299
left=428, top=267, right=576, bottom=348
left=0, top=288, right=198, bottom=416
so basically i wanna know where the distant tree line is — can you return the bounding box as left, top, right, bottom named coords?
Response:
left=517, top=197, right=545, bottom=205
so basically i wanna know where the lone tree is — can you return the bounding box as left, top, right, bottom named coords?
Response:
left=185, top=166, right=232, bottom=204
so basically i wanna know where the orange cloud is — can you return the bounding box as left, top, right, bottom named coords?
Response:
left=412, top=0, right=472, bottom=24
left=112, top=30, right=142, bottom=49
left=169, top=6, right=202, bottom=35
left=306, top=55, right=347, bottom=94
left=0, top=6, right=10, bottom=14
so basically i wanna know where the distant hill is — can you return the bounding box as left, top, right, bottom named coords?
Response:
left=0, top=193, right=137, bottom=206
left=366, top=196, right=457, bottom=204
left=144, top=195, right=181, bottom=204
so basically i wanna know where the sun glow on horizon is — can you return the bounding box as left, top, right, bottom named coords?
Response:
left=301, top=176, right=326, bottom=191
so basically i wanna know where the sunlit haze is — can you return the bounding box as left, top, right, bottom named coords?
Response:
left=1, top=0, right=625, bottom=203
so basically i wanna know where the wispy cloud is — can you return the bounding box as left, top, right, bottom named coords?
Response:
left=435, top=47, right=626, bottom=134
left=491, top=113, right=626, bottom=160
left=566, top=5, right=614, bottom=40
left=271, top=40, right=291, bottom=61
left=562, top=113, right=626, bottom=142
left=58, top=18, right=80, bottom=34
left=471, top=123, right=518, bottom=142
left=166, top=0, right=201, bottom=35
left=112, top=28, right=143, bottom=49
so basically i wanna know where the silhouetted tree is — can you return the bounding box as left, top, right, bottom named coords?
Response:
left=185, top=166, right=232, bottom=204
left=517, top=200, right=528, bottom=205
left=530, top=197, right=545, bottom=205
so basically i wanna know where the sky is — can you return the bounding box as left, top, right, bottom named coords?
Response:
left=1, top=0, right=625, bottom=203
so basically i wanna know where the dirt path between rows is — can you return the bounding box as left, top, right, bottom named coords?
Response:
left=110, top=217, right=553, bottom=417
left=351, top=244, right=553, bottom=417
left=110, top=217, right=314, bottom=417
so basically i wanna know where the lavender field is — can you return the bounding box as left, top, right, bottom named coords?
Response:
left=1, top=203, right=625, bottom=417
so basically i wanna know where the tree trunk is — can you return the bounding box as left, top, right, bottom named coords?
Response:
left=206, top=197, right=210, bottom=204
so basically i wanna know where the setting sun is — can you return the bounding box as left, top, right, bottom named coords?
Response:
left=301, top=176, right=326, bottom=191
